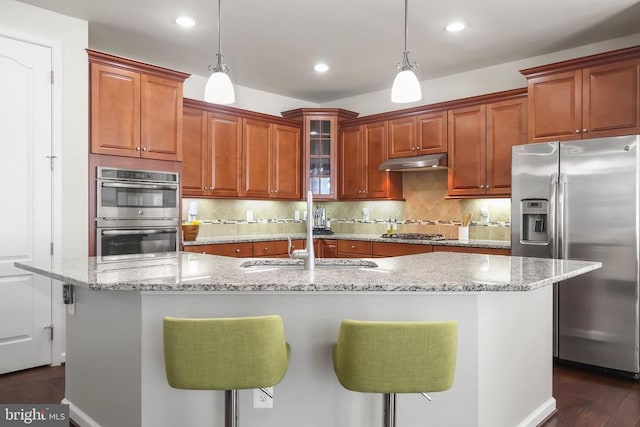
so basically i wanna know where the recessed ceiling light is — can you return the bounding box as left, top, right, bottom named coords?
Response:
left=314, top=63, right=329, bottom=73
left=445, top=21, right=466, bottom=32
left=175, top=16, right=196, bottom=28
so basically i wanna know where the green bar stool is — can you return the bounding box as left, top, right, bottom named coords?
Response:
left=333, top=319, right=458, bottom=427
left=163, top=315, right=291, bottom=427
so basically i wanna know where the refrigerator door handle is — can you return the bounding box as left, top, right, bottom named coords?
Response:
left=557, top=173, right=567, bottom=260
left=549, top=173, right=559, bottom=259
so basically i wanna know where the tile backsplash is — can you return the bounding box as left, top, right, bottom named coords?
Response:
left=183, top=170, right=511, bottom=241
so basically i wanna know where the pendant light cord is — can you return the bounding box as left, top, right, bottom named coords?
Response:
left=217, top=0, right=222, bottom=56
left=403, top=0, right=408, bottom=54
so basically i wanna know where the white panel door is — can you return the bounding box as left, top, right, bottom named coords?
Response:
left=0, top=35, right=53, bottom=374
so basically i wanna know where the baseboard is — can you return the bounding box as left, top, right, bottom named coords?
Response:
left=517, top=397, right=556, bottom=427
left=62, top=398, right=102, bottom=427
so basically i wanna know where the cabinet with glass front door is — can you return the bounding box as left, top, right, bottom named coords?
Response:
left=282, top=108, right=359, bottom=200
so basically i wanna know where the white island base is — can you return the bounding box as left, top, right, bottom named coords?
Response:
left=66, top=286, right=553, bottom=427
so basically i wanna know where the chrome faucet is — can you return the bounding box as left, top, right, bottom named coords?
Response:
left=288, top=190, right=315, bottom=270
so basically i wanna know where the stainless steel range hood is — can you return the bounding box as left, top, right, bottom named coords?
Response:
left=378, top=153, right=448, bottom=172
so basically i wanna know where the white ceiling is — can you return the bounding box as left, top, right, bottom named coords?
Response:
left=17, top=0, right=640, bottom=103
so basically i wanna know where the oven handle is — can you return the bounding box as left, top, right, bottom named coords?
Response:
left=101, top=181, right=179, bottom=191
left=101, top=229, right=177, bottom=236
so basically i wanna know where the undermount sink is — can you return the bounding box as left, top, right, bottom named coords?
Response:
left=240, top=258, right=378, bottom=269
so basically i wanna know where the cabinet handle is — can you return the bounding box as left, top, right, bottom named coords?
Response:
left=582, top=129, right=588, bottom=133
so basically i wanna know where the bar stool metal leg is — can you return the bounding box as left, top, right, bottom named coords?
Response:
left=225, top=389, right=238, bottom=427
left=383, top=393, right=396, bottom=427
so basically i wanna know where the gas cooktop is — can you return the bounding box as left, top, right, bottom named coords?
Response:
left=380, top=233, right=446, bottom=241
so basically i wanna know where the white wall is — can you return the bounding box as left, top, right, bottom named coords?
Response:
left=1, top=1, right=89, bottom=259
left=184, top=75, right=318, bottom=116
left=326, top=32, right=640, bottom=116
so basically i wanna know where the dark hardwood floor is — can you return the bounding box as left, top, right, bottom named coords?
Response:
left=542, top=364, right=640, bottom=426
left=0, top=364, right=64, bottom=404
left=0, top=365, right=78, bottom=427
left=1, top=363, right=640, bottom=426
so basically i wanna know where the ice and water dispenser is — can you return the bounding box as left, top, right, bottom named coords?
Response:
left=520, top=199, right=549, bottom=244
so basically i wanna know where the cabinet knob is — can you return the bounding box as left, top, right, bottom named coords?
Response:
left=142, top=147, right=147, bottom=152
left=351, top=245, right=356, bottom=249
left=575, top=129, right=581, bottom=133
left=264, top=247, right=268, bottom=251
left=486, top=184, right=490, bottom=189
left=136, top=147, right=141, bottom=151
left=582, top=129, right=588, bottom=133
left=235, top=249, right=240, bottom=253
left=479, top=185, right=484, bottom=189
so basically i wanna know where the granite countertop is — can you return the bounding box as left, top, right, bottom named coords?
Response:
left=15, top=251, right=599, bottom=293
left=183, top=233, right=511, bottom=250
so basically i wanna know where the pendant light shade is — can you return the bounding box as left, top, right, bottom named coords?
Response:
left=391, top=69, right=421, bottom=103
left=205, top=55, right=235, bottom=104
left=391, top=0, right=421, bottom=103
left=204, top=0, right=235, bottom=104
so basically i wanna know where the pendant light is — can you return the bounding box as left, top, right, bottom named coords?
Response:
left=391, top=0, right=422, bottom=103
left=204, top=0, right=235, bottom=104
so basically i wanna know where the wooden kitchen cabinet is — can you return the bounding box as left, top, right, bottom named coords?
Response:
left=88, top=50, right=189, bottom=161
left=522, top=48, right=640, bottom=142
left=182, top=106, right=243, bottom=197
left=253, top=240, right=304, bottom=258
left=182, top=107, right=208, bottom=195
left=337, top=240, right=373, bottom=258
left=339, top=121, right=403, bottom=199
left=448, top=104, right=486, bottom=197
left=388, top=111, right=447, bottom=158
left=281, top=109, right=359, bottom=200
left=242, top=118, right=301, bottom=199
left=447, top=94, right=527, bottom=198
left=318, top=239, right=338, bottom=258
left=183, top=243, right=253, bottom=257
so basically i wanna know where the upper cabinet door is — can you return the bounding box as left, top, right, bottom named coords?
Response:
left=388, top=117, right=417, bottom=158
left=242, top=118, right=272, bottom=198
left=448, top=105, right=486, bottom=197
left=181, top=107, right=208, bottom=196
left=140, top=75, right=183, bottom=161
left=583, top=59, right=640, bottom=138
left=209, top=113, right=242, bottom=197
left=364, top=121, right=390, bottom=198
left=272, top=123, right=301, bottom=199
left=527, top=70, right=582, bottom=142
left=90, top=63, right=141, bottom=157
left=339, top=124, right=364, bottom=199
left=486, top=98, right=528, bottom=196
left=416, top=111, right=447, bottom=155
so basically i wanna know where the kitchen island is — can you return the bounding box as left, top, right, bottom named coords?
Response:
left=16, top=252, right=600, bottom=427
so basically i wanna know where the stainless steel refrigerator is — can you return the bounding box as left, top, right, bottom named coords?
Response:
left=511, top=135, right=640, bottom=378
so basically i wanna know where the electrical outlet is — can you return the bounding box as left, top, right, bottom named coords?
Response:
left=253, top=387, right=274, bottom=409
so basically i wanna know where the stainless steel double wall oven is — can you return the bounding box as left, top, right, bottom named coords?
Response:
left=96, top=167, right=179, bottom=258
